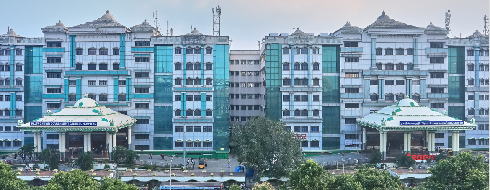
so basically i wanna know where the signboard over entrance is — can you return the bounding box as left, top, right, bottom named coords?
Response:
left=406, top=153, right=435, bottom=160
left=294, top=134, right=307, bottom=140
left=29, top=122, right=97, bottom=126
left=400, top=121, right=464, bottom=126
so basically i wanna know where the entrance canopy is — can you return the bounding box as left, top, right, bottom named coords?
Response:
left=18, top=95, right=136, bottom=132
left=357, top=96, right=475, bottom=131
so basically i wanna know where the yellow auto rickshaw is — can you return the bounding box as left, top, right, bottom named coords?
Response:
left=199, top=159, right=205, bottom=169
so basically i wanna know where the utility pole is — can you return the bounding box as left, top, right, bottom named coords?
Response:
left=212, top=5, right=222, bottom=36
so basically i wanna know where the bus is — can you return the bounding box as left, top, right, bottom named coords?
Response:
left=158, top=182, right=223, bottom=190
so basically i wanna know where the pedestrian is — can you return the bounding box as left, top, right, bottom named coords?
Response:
left=187, top=158, right=189, bottom=166
left=161, top=153, right=165, bottom=160
left=204, top=159, right=207, bottom=167
left=150, top=153, right=152, bottom=159
left=342, top=151, right=344, bottom=157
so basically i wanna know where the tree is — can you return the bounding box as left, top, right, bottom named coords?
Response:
left=253, top=181, right=274, bottom=190
left=328, top=174, right=363, bottom=190
left=369, top=150, right=382, bottom=164
left=395, top=153, right=415, bottom=167
left=42, top=169, right=99, bottom=190
left=99, top=177, right=139, bottom=190
left=289, top=159, right=327, bottom=190
left=18, top=144, right=35, bottom=161
left=39, top=148, right=60, bottom=170
left=230, top=116, right=304, bottom=179
left=76, top=152, right=95, bottom=170
left=421, top=152, right=489, bottom=190
left=112, top=146, right=139, bottom=168
left=228, top=184, right=242, bottom=190
left=0, top=161, right=29, bottom=190
left=352, top=166, right=402, bottom=190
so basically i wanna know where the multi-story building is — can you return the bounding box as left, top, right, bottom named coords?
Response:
left=229, top=50, right=265, bottom=125
left=0, top=10, right=487, bottom=154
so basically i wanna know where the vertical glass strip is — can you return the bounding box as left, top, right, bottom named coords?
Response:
left=154, top=106, right=173, bottom=134
left=154, top=75, right=172, bottom=103
left=120, top=34, right=126, bottom=68
left=212, top=44, right=230, bottom=151
left=265, top=44, right=282, bottom=120
left=113, top=76, right=119, bottom=101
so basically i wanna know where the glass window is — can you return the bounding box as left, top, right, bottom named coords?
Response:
left=345, top=88, right=359, bottom=93
left=47, top=57, right=61, bottom=63
left=76, top=64, right=82, bottom=70
left=99, top=48, right=108, bottom=55
left=135, top=103, right=149, bottom=109
left=88, top=48, right=96, bottom=55
left=88, top=64, right=96, bottom=70
left=345, top=103, right=359, bottom=108
left=385, top=48, right=393, bottom=55
left=376, top=48, right=382, bottom=55
left=345, top=72, right=359, bottom=78
left=283, top=63, right=289, bottom=70
left=113, top=48, right=119, bottom=55
left=301, top=141, right=308, bottom=147
left=345, top=57, right=359, bottom=62
left=407, top=48, right=414, bottom=55
left=135, top=72, right=150, bottom=78
left=99, top=63, right=107, bottom=70
left=175, top=48, right=182, bottom=54
left=370, top=80, right=378, bottom=85
left=396, top=64, right=404, bottom=70
left=99, top=94, right=107, bottom=101
left=385, top=80, right=394, bottom=85
left=76, top=48, right=83, bottom=55
left=396, top=80, right=405, bottom=85
left=396, top=48, right=404, bottom=55
left=206, top=48, right=212, bottom=54
left=135, top=57, right=150, bottom=62
left=430, top=72, right=444, bottom=78
left=344, top=41, right=358, bottom=47
left=135, top=41, right=150, bottom=47
left=385, top=64, right=394, bottom=70
left=430, top=103, right=444, bottom=108
left=430, top=57, right=444, bottom=63
left=430, top=42, right=444, bottom=48
left=283, top=48, right=289, bottom=54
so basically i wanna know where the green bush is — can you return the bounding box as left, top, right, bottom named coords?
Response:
left=395, top=154, right=415, bottom=167
left=369, top=150, right=382, bottom=164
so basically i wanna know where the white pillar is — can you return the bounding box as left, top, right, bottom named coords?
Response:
left=127, top=127, right=132, bottom=149
left=452, top=131, right=458, bottom=153
left=87, top=132, right=91, bottom=152
left=83, top=133, right=88, bottom=152
left=37, top=132, right=42, bottom=152
left=431, top=132, right=436, bottom=152
left=112, top=133, right=117, bottom=150
left=379, top=131, right=385, bottom=160
left=455, top=132, right=460, bottom=153
left=383, top=132, right=387, bottom=160
left=362, top=127, right=367, bottom=150
left=33, top=132, right=38, bottom=153
left=59, top=132, right=65, bottom=160
left=107, top=132, right=113, bottom=153
left=403, top=133, right=408, bottom=152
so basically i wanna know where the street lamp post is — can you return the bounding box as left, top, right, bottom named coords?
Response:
left=181, top=116, right=187, bottom=168
left=169, top=156, right=174, bottom=190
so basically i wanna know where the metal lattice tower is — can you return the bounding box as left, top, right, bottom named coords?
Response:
left=153, top=10, right=160, bottom=32
left=484, top=15, right=489, bottom=36
left=212, top=5, right=221, bottom=36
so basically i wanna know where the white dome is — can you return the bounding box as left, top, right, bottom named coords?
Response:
left=396, top=98, right=419, bottom=107
left=74, top=97, right=98, bottom=108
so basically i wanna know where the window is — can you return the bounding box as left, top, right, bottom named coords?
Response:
left=135, top=145, right=149, bottom=150
left=313, top=95, right=319, bottom=101
left=117, top=80, right=126, bottom=86
left=15, top=79, right=22, bottom=86
left=467, top=108, right=475, bottom=115
left=135, top=134, right=150, bottom=139
left=430, top=42, right=444, bottom=48
left=88, top=48, right=96, bottom=55
left=99, top=48, right=108, bottom=55
left=313, top=109, right=319, bottom=116
left=47, top=134, right=59, bottom=139
left=194, top=63, right=201, bottom=70
left=88, top=63, right=96, bottom=70
left=174, top=95, right=181, bottom=101
left=283, top=95, right=290, bottom=102
left=345, top=72, right=359, bottom=78
left=371, top=94, right=379, bottom=101
left=135, top=88, right=149, bottom=93
left=99, top=94, right=107, bottom=101
left=468, top=65, right=475, bottom=71
left=370, top=80, right=379, bottom=85
left=135, top=103, right=149, bottom=109
left=376, top=48, right=382, bottom=55
left=47, top=42, right=61, bottom=47
left=135, top=41, right=150, bottom=46
left=435, top=133, right=444, bottom=138
left=99, top=63, right=108, bottom=70
left=75, top=48, right=83, bottom=55
left=431, top=87, right=444, bottom=93
left=194, top=48, right=201, bottom=54
left=301, top=95, right=308, bottom=102
left=313, top=63, right=320, bottom=70
left=396, top=80, right=405, bottom=85
left=468, top=95, right=474, bottom=100
left=203, top=126, right=212, bottom=132
left=345, top=57, right=359, bottom=62
left=194, top=126, right=201, bottom=132
left=301, top=141, right=308, bottom=147
left=206, top=95, right=212, bottom=101
left=47, top=57, right=61, bottom=63
left=186, top=48, right=193, bottom=54
left=294, top=109, right=300, bottom=116
left=46, top=72, right=61, bottom=78
left=76, top=63, right=82, bottom=70
left=430, top=72, right=444, bottom=78
left=431, top=103, right=444, bottom=108
left=15, top=64, right=22, bottom=71
left=385, top=48, right=393, bottom=55
left=194, top=95, right=201, bottom=101
left=345, top=88, right=359, bottom=93
left=175, top=48, right=182, bottom=54
left=4, top=78, right=9, bottom=85
left=283, top=48, right=289, bottom=54
left=135, top=72, right=149, bottom=78
left=345, top=134, right=359, bottom=139
left=385, top=80, right=394, bottom=85
left=313, top=78, right=320, bottom=85
left=301, top=126, right=308, bottom=132
left=311, top=141, right=319, bottom=147
left=203, top=141, right=212, bottom=147
left=206, top=78, right=212, bottom=85
left=467, top=50, right=474, bottom=56
left=283, top=63, right=289, bottom=70
left=396, top=64, right=404, bottom=70
left=385, top=64, right=394, bottom=70
left=206, top=48, right=212, bottom=54
left=175, top=141, right=183, bottom=147
left=206, top=63, right=212, bottom=70
left=396, top=48, right=404, bottom=55
left=345, top=118, right=357, bottom=124
left=345, top=103, right=359, bottom=108
left=135, top=57, right=150, bottom=62
left=112, top=48, right=120, bottom=55
left=396, top=94, right=404, bottom=101
left=293, top=126, right=300, bottom=132
left=68, top=94, right=76, bottom=101
left=88, top=80, right=96, bottom=86
left=206, top=110, right=212, bottom=116
left=175, top=63, right=182, bottom=70
left=430, top=57, right=444, bottom=63
left=47, top=103, right=61, bottom=109
left=407, top=48, right=414, bottom=55
left=344, top=41, right=358, bottom=47
left=47, top=88, right=61, bottom=93
left=466, top=78, right=474, bottom=85
left=299, top=63, right=307, bottom=70
left=468, top=139, right=476, bottom=145
left=15, top=95, right=21, bottom=101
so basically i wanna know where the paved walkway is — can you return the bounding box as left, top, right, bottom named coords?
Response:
left=136, top=154, right=242, bottom=172
left=309, top=153, right=369, bottom=166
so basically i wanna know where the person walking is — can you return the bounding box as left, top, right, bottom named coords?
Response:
left=161, top=153, right=165, bottom=160
left=149, top=153, right=152, bottom=159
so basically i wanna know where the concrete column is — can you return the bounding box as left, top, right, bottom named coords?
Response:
left=37, top=132, right=42, bottom=152
left=127, top=127, right=132, bottom=149
left=59, top=132, right=65, bottom=161
left=362, top=127, right=367, bottom=150
left=408, top=133, right=412, bottom=152
left=379, top=131, right=386, bottom=160
left=88, top=132, right=91, bottom=152
left=404, top=132, right=408, bottom=152
left=83, top=133, right=88, bottom=152
left=383, top=132, right=387, bottom=160
left=33, top=132, right=38, bottom=153
left=427, top=131, right=432, bottom=153
left=107, top=132, right=113, bottom=153
left=432, top=133, right=436, bottom=152
left=112, top=133, right=117, bottom=149
left=452, top=131, right=459, bottom=154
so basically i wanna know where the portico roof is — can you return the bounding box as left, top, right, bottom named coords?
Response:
left=18, top=94, right=136, bottom=132
left=357, top=96, right=476, bottom=131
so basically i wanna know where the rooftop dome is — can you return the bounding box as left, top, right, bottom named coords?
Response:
left=72, top=10, right=125, bottom=28
left=7, top=29, right=16, bottom=36
left=291, top=27, right=307, bottom=36
left=365, top=11, right=419, bottom=30
left=185, top=27, right=203, bottom=35
left=73, top=94, right=99, bottom=107
left=396, top=96, right=420, bottom=107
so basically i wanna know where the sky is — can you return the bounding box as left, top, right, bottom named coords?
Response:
left=1, top=0, right=488, bottom=50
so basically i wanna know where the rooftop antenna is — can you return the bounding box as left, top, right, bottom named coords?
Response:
left=212, top=5, right=222, bottom=36
left=258, top=41, right=260, bottom=50
left=153, top=10, right=160, bottom=32
left=445, top=10, right=451, bottom=31
left=166, top=20, right=169, bottom=36
left=484, top=15, right=489, bottom=36
left=7, top=26, right=9, bottom=33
